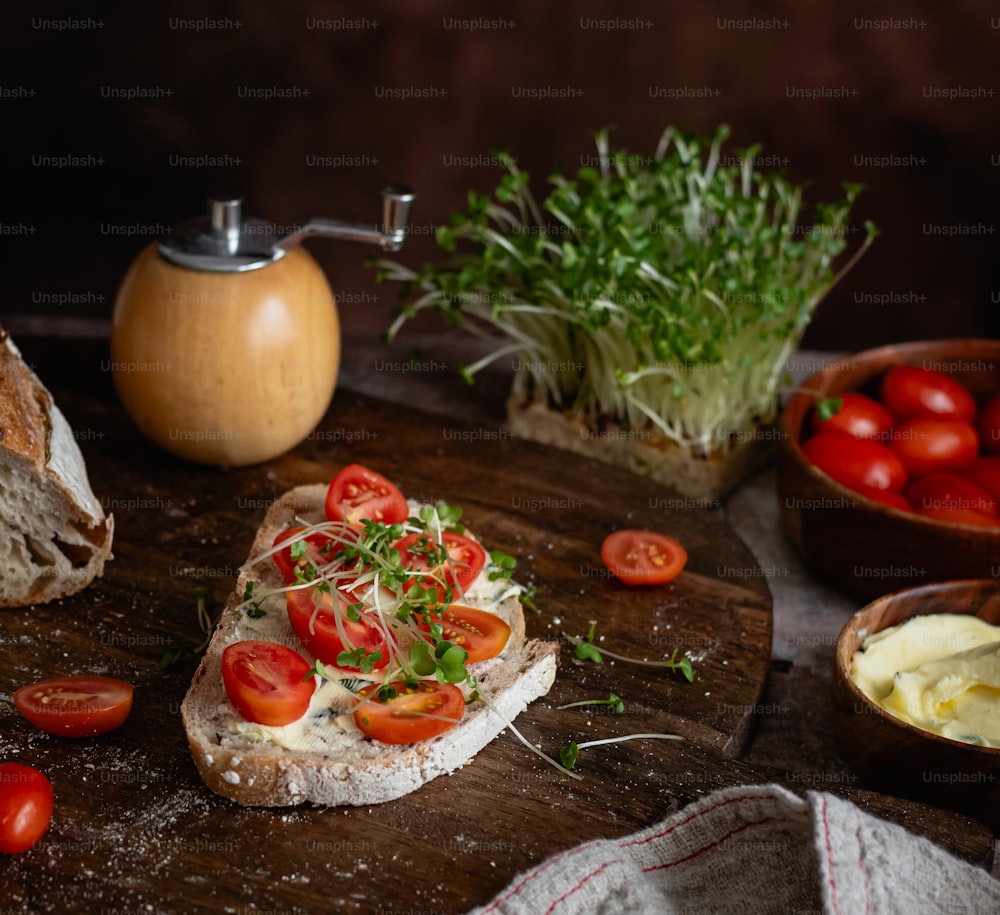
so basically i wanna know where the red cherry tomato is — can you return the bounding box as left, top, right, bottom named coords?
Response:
left=416, top=605, right=511, bottom=663
left=905, top=471, right=997, bottom=519
left=811, top=393, right=894, bottom=441
left=353, top=681, right=464, bottom=744
left=958, top=457, right=1000, bottom=502
left=325, top=464, right=409, bottom=528
left=879, top=365, right=977, bottom=423
left=394, top=531, right=487, bottom=599
left=600, top=530, right=687, bottom=586
left=286, top=584, right=390, bottom=671
left=0, top=763, right=53, bottom=854
left=271, top=527, right=346, bottom=584
left=855, top=486, right=913, bottom=513
left=887, top=418, right=979, bottom=478
left=221, top=640, right=315, bottom=727
left=13, top=676, right=133, bottom=738
left=977, top=391, right=1000, bottom=455
left=801, top=433, right=907, bottom=494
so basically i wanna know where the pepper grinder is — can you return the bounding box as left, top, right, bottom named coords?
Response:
left=110, top=186, right=414, bottom=466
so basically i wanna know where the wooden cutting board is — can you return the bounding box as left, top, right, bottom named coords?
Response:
left=0, top=339, right=993, bottom=914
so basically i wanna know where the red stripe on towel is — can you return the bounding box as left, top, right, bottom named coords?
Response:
left=479, top=839, right=607, bottom=914
left=621, top=792, right=788, bottom=849
left=543, top=859, right=624, bottom=915
left=641, top=816, right=783, bottom=872
left=821, top=795, right=840, bottom=915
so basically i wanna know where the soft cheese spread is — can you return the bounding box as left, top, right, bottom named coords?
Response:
left=850, top=613, right=1000, bottom=747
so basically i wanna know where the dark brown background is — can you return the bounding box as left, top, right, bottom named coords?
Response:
left=1, top=0, right=998, bottom=348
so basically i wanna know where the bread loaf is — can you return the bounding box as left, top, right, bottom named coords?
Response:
left=0, top=325, right=113, bottom=607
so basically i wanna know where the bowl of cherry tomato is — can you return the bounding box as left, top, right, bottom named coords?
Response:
left=777, top=339, right=1000, bottom=600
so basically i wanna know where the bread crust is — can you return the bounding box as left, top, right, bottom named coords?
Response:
left=181, top=484, right=558, bottom=807
left=0, top=325, right=113, bottom=607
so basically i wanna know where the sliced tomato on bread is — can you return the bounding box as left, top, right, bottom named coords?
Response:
left=286, top=583, right=390, bottom=672
left=353, top=681, right=464, bottom=744
left=221, top=640, right=315, bottom=727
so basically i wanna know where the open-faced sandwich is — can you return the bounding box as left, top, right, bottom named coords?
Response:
left=181, top=464, right=558, bottom=806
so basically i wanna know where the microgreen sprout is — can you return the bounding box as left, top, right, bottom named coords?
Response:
left=559, top=733, right=683, bottom=771
left=469, top=687, right=584, bottom=782
left=573, top=623, right=604, bottom=664
left=558, top=692, right=626, bottom=715
left=488, top=549, right=517, bottom=582
left=242, top=581, right=266, bottom=619
left=565, top=628, right=695, bottom=682
left=159, top=586, right=220, bottom=669
left=304, top=658, right=333, bottom=682
left=814, top=396, right=843, bottom=422
left=377, top=124, right=876, bottom=457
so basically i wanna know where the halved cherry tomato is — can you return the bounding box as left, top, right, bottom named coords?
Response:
left=221, top=640, right=315, bottom=727
left=887, top=418, right=979, bottom=479
left=977, top=391, right=1000, bottom=455
left=801, top=433, right=907, bottom=493
left=325, top=464, right=409, bottom=528
left=811, top=393, right=894, bottom=441
left=417, top=605, right=511, bottom=663
left=394, top=531, right=487, bottom=598
left=879, top=365, right=977, bottom=423
left=272, top=527, right=346, bottom=584
left=353, top=681, right=464, bottom=744
left=286, top=584, right=390, bottom=671
left=905, top=471, right=997, bottom=518
left=601, top=530, right=687, bottom=586
left=0, top=763, right=53, bottom=854
left=958, top=456, right=1000, bottom=501
left=13, top=676, right=133, bottom=738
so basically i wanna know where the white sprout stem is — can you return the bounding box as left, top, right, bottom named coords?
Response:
left=376, top=128, right=871, bottom=454
left=480, top=697, right=583, bottom=782
left=576, top=734, right=683, bottom=750
left=564, top=634, right=690, bottom=669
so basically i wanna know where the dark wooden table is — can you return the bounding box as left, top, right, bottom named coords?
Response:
left=0, top=328, right=995, bottom=914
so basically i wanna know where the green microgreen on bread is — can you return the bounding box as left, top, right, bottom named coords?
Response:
left=377, top=124, right=875, bottom=470
left=237, top=504, right=492, bottom=691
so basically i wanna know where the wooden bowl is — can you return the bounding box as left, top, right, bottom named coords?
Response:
left=832, top=579, right=1000, bottom=828
left=777, top=339, right=1000, bottom=601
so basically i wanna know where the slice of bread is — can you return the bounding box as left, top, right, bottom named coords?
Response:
left=0, top=325, right=113, bottom=607
left=181, top=483, right=558, bottom=807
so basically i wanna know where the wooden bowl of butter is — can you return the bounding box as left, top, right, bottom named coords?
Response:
left=832, top=579, right=1000, bottom=829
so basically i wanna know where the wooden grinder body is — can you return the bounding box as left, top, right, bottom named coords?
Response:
left=110, top=244, right=340, bottom=466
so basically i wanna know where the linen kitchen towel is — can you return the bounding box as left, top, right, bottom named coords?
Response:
left=470, top=783, right=1000, bottom=915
